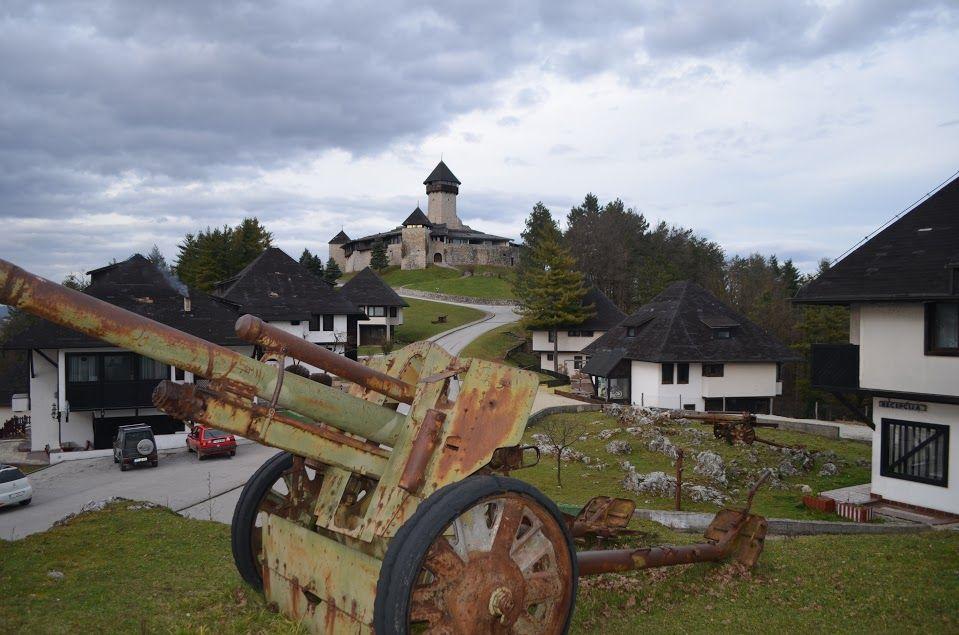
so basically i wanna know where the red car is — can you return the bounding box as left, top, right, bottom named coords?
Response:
left=186, top=425, right=237, bottom=459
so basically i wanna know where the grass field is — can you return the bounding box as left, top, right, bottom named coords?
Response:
left=341, top=264, right=515, bottom=300
left=1, top=502, right=955, bottom=633
left=459, top=321, right=527, bottom=361
left=393, top=298, right=485, bottom=344
left=518, top=411, right=872, bottom=520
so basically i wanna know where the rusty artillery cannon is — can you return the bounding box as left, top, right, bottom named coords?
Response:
left=0, top=258, right=769, bottom=634
left=669, top=409, right=780, bottom=445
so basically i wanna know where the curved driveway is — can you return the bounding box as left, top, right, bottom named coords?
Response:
left=404, top=293, right=520, bottom=355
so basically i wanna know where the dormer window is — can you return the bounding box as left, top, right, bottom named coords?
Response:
left=714, top=328, right=732, bottom=339
left=626, top=327, right=637, bottom=337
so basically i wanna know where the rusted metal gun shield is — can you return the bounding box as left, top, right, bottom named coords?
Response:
left=728, top=514, right=768, bottom=568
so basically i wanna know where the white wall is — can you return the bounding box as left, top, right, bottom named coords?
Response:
left=701, top=363, right=778, bottom=398
left=870, top=398, right=959, bottom=515
left=857, top=303, right=959, bottom=397
left=29, top=348, right=59, bottom=451
left=539, top=352, right=588, bottom=375
left=0, top=406, right=12, bottom=424
left=531, top=330, right=605, bottom=353
left=625, top=360, right=777, bottom=409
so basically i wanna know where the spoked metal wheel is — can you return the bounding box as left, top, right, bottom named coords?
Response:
left=375, top=476, right=577, bottom=634
left=230, top=452, right=324, bottom=590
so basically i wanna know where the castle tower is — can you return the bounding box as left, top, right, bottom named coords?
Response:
left=328, top=230, right=350, bottom=272
left=400, top=206, right=431, bottom=270
left=424, top=160, right=462, bottom=229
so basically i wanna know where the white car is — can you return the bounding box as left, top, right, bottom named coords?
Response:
left=0, top=464, right=33, bottom=508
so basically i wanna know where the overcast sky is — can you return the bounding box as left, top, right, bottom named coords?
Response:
left=2, top=1, right=958, bottom=282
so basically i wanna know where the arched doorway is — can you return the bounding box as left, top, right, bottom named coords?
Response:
left=433, top=252, right=443, bottom=263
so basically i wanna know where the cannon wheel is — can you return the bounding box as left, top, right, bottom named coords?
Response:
left=231, top=451, right=325, bottom=591
left=374, top=475, right=577, bottom=634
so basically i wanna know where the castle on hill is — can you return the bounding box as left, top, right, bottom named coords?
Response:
left=328, top=161, right=517, bottom=272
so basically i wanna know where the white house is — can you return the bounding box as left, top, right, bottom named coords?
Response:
left=4, top=255, right=252, bottom=451
left=795, top=175, right=959, bottom=516
left=213, top=247, right=367, bottom=362
left=530, top=287, right=626, bottom=375
left=583, top=281, right=798, bottom=413
left=339, top=267, right=408, bottom=346
left=0, top=352, right=29, bottom=425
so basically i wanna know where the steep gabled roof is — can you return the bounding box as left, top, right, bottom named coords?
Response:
left=583, top=281, right=799, bottom=367
left=530, top=287, right=626, bottom=331
left=4, top=255, right=243, bottom=349
left=214, top=247, right=363, bottom=320
left=329, top=230, right=350, bottom=244
left=340, top=267, right=409, bottom=308
left=794, top=175, right=959, bottom=304
left=423, top=160, right=461, bottom=185
left=402, top=206, right=432, bottom=227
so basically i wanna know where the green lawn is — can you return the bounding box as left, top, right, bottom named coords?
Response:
left=459, top=321, right=527, bottom=361
left=392, top=298, right=485, bottom=344
left=404, top=265, right=515, bottom=300
left=0, top=503, right=299, bottom=633
left=519, top=411, right=873, bottom=520
left=2, top=501, right=955, bottom=633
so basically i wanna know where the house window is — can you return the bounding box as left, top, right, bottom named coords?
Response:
left=596, top=376, right=629, bottom=401
left=626, top=327, right=637, bottom=337
left=573, top=355, right=583, bottom=370
left=568, top=330, right=579, bottom=337
left=677, top=363, right=689, bottom=384
left=776, top=362, right=783, bottom=382
left=703, top=363, right=725, bottom=377
left=368, top=306, right=386, bottom=317
left=661, top=363, right=674, bottom=384
left=546, top=353, right=554, bottom=361
left=322, top=314, right=334, bottom=331
left=714, top=328, right=732, bottom=339
left=926, top=302, right=958, bottom=355
left=547, top=331, right=555, bottom=343
left=67, top=355, right=99, bottom=383
left=309, top=315, right=321, bottom=331
left=389, top=306, right=398, bottom=318
left=880, top=418, right=948, bottom=487
left=290, top=320, right=301, bottom=326
left=139, top=357, right=168, bottom=380
left=103, top=354, right=135, bottom=381
left=174, top=367, right=186, bottom=381
left=581, top=330, right=593, bottom=337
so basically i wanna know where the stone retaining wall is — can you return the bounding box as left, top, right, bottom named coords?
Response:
left=398, top=287, right=518, bottom=306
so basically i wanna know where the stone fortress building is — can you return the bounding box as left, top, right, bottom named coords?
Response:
left=329, top=161, right=517, bottom=272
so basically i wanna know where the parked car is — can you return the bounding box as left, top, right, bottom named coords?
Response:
left=0, top=464, right=33, bottom=507
left=113, top=424, right=158, bottom=471
left=186, top=424, right=237, bottom=460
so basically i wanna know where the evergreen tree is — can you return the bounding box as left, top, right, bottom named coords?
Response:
left=324, top=257, right=343, bottom=284
left=299, top=249, right=325, bottom=278
left=370, top=239, right=389, bottom=271
left=174, top=218, right=272, bottom=291
left=517, top=234, right=594, bottom=372
left=513, top=202, right=562, bottom=300
left=146, top=244, right=169, bottom=272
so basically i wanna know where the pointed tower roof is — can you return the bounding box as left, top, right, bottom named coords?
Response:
left=340, top=267, right=409, bottom=308
left=329, top=230, right=350, bottom=244
left=423, top=160, right=461, bottom=185
left=402, top=206, right=433, bottom=227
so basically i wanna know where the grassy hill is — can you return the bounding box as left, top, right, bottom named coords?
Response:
left=1, top=499, right=954, bottom=633
left=342, top=264, right=515, bottom=300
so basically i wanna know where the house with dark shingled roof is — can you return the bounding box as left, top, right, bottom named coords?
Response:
left=3, top=255, right=252, bottom=451
left=530, top=287, right=626, bottom=375
left=212, top=247, right=367, bottom=361
left=794, top=174, right=959, bottom=516
left=583, top=281, right=799, bottom=413
left=339, top=267, right=409, bottom=346
left=328, top=161, right=517, bottom=272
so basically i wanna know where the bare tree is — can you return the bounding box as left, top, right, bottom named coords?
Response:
left=537, top=417, right=586, bottom=487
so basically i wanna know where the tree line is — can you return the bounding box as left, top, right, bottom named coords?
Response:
left=513, top=194, right=853, bottom=419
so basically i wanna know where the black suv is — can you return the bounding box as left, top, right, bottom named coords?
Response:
left=113, top=424, right=159, bottom=471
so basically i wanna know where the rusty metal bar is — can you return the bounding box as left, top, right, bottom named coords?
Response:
left=674, top=447, right=684, bottom=511
left=577, top=542, right=729, bottom=575
left=235, top=314, right=416, bottom=404
left=398, top=408, right=446, bottom=493
left=0, top=259, right=406, bottom=444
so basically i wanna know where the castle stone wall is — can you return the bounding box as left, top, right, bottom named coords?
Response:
left=441, top=243, right=515, bottom=267
left=400, top=227, right=428, bottom=270
left=428, top=190, right=461, bottom=228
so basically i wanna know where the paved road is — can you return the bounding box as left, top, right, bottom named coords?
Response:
left=0, top=442, right=280, bottom=540
left=398, top=292, right=521, bottom=356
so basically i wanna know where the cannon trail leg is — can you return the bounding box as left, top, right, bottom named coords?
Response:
left=375, top=476, right=577, bottom=634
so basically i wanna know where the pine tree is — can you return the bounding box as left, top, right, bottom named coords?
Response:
left=517, top=234, right=594, bottom=372
left=146, top=244, right=169, bottom=272
left=324, top=257, right=343, bottom=284
left=299, top=249, right=325, bottom=278
left=370, top=239, right=389, bottom=271
left=174, top=218, right=272, bottom=291
left=513, top=202, right=562, bottom=300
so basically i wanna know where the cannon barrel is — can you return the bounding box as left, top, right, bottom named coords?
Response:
left=235, top=314, right=416, bottom=404
left=0, top=258, right=405, bottom=444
